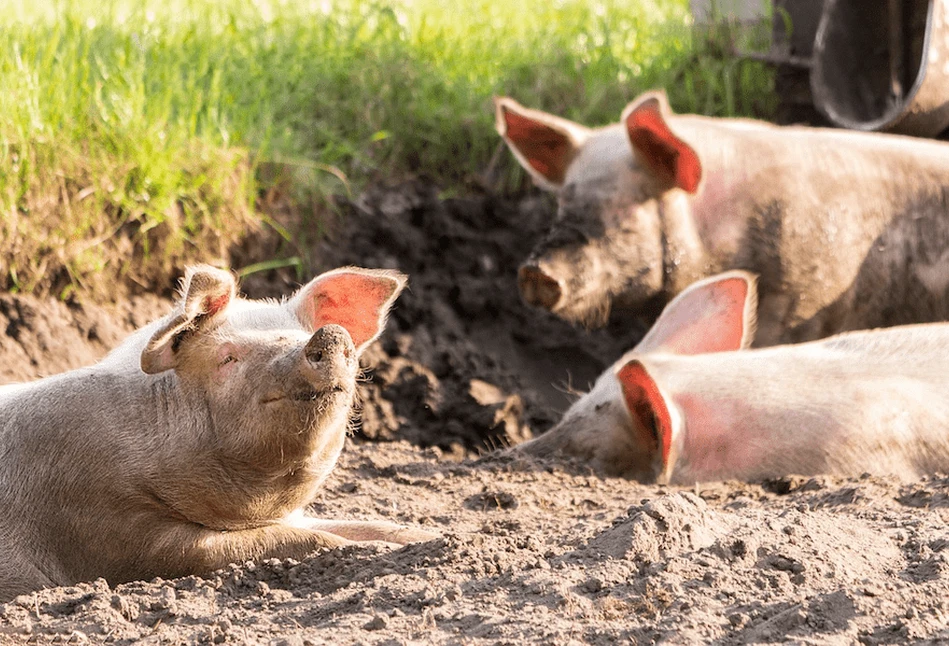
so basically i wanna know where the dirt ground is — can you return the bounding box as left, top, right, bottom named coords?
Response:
left=2, top=182, right=949, bottom=644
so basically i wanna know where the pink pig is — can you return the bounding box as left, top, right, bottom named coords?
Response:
left=496, top=92, right=949, bottom=344
left=0, top=265, right=434, bottom=601
left=511, top=271, right=949, bottom=483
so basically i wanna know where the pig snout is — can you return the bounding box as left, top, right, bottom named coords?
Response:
left=305, top=324, right=354, bottom=365
left=518, top=263, right=564, bottom=311
left=297, top=324, right=358, bottom=398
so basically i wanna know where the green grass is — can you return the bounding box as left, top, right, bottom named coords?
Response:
left=0, top=0, right=775, bottom=298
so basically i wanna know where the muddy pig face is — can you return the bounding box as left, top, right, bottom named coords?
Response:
left=495, top=92, right=701, bottom=327
left=139, top=265, right=406, bottom=474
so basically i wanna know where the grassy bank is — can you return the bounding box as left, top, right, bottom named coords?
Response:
left=0, top=0, right=774, bottom=298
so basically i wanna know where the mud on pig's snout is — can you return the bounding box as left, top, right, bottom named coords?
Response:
left=304, top=324, right=357, bottom=375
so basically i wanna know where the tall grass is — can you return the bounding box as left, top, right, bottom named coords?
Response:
left=0, top=0, right=774, bottom=298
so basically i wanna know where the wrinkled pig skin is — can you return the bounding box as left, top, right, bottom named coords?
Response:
left=497, top=91, right=949, bottom=345
left=511, top=271, right=949, bottom=484
left=0, top=265, right=435, bottom=602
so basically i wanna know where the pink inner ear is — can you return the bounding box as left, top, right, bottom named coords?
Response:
left=503, top=108, right=572, bottom=184
left=306, top=274, right=395, bottom=349
left=203, top=292, right=231, bottom=316
left=617, top=360, right=672, bottom=468
left=626, top=105, right=701, bottom=193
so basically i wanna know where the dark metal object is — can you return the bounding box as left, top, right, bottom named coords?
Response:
left=810, top=0, right=949, bottom=137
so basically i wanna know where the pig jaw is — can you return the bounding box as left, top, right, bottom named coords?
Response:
left=245, top=324, right=359, bottom=474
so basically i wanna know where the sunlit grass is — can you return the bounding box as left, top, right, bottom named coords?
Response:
left=0, top=0, right=774, bottom=298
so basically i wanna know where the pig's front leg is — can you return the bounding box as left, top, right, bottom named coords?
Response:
left=147, top=523, right=355, bottom=577
left=288, top=513, right=438, bottom=545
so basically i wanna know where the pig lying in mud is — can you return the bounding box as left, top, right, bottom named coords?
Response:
left=0, top=265, right=434, bottom=601
left=511, top=271, right=949, bottom=484
left=496, top=91, right=949, bottom=344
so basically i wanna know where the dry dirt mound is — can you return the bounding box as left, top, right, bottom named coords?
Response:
left=3, top=182, right=949, bottom=643
left=3, top=445, right=949, bottom=644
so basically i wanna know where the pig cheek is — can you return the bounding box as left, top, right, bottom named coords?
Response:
left=213, top=358, right=241, bottom=384
left=610, top=207, right=663, bottom=303
left=601, top=407, right=659, bottom=479
left=564, top=406, right=654, bottom=478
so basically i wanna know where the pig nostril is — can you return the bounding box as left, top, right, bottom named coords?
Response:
left=518, top=265, right=563, bottom=310
left=305, top=324, right=356, bottom=365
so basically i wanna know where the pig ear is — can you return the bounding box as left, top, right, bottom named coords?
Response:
left=141, top=265, right=236, bottom=374
left=289, top=267, right=407, bottom=353
left=622, top=91, right=702, bottom=194
left=635, top=271, right=757, bottom=355
left=494, top=96, right=590, bottom=190
left=616, top=359, right=673, bottom=470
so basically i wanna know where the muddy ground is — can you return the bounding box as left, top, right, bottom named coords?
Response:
left=2, top=182, right=949, bottom=644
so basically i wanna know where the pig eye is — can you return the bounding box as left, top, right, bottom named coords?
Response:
left=219, top=355, right=237, bottom=367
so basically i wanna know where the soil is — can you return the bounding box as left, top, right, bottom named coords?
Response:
left=2, top=181, right=949, bottom=644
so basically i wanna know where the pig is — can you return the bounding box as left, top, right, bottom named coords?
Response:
left=0, top=265, right=435, bottom=602
left=510, top=270, right=949, bottom=484
left=495, top=91, right=949, bottom=345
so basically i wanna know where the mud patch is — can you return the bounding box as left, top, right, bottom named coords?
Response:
left=0, top=292, right=168, bottom=384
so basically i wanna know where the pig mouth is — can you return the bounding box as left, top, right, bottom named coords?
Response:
left=261, top=384, right=349, bottom=405
left=553, top=292, right=613, bottom=329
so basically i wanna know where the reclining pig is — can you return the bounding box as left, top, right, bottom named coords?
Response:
left=496, top=91, right=949, bottom=344
left=0, top=265, right=434, bottom=601
left=510, top=271, right=949, bottom=483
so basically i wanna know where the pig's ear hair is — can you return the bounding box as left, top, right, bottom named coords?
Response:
left=289, top=267, right=407, bottom=353
left=141, top=265, right=237, bottom=374
left=634, top=270, right=757, bottom=355
left=494, top=96, right=590, bottom=190
left=622, top=91, right=702, bottom=194
left=616, top=359, right=673, bottom=471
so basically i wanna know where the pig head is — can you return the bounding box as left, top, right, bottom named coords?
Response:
left=496, top=91, right=949, bottom=343
left=0, top=265, right=434, bottom=601
left=511, top=271, right=949, bottom=484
